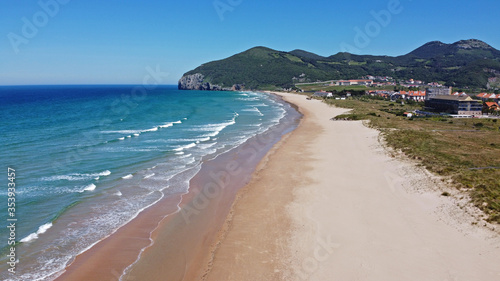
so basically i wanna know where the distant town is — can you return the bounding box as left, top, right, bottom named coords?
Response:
left=302, top=76, right=499, bottom=118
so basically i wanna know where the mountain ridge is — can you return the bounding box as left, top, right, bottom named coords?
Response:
left=178, top=39, right=500, bottom=91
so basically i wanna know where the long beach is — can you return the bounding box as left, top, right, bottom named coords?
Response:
left=203, top=92, right=500, bottom=280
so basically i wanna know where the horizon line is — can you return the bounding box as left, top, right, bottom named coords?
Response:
left=0, top=84, right=178, bottom=87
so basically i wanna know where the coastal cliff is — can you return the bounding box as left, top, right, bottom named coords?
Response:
left=178, top=73, right=222, bottom=91
left=178, top=73, right=244, bottom=91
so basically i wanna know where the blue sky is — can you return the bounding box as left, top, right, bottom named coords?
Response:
left=1, top=0, right=499, bottom=85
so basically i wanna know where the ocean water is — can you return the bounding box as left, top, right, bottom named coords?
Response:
left=0, top=85, right=298, bottom=280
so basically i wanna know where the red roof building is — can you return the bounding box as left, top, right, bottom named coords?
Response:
left=484, top=102, right=500, bottom=111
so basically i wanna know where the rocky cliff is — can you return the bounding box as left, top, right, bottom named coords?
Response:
left=178, top=73, right=222, bottom=91
left=178, top=73, right=245, bottom=91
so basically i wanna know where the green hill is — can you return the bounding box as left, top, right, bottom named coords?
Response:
left=178, top=39, right=500, bottom=91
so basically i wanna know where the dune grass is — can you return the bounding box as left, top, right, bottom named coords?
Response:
left=325, top=96, right=500, bottom=223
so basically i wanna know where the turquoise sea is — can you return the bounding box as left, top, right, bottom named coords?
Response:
left=0, top=85, right=299, bottom=280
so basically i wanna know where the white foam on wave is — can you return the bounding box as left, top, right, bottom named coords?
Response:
left=144, top=173, right=155, bottom=179
left=242, top=106, right=264, bottom=116
left=237, top=97, right=260, bottom=101
left=173, top=142, right=196, bottom=152
left=122, top=174, right=133, bottom=179
left=197, top=136, right=211, bottom=143
left=43, top=170, right=111, bottom=182
left=159, top=123, right=173, bottom=129
left=146, top=119, right=183, bottom=132
left=114, top=191, right=123, bottom=196
left=100, top=170, right=111, bottom=176
left=20, top=222, right=53, bottom=243
left=198, top=142, right=217, bottom=149
left=175, top=151, right=185, bottom=155
left=185, top=157, right=196, bottom=165
left=118, top=137, right=125, bottom=141
left=143, top=127, right=159, bottom=132
left=102, top=119, right=183, bottom=137
left=102, top=130, right=142, bottom=134
left=192, top=114, right=238, bottom=138
left=81, top=183, right=97, bottom=192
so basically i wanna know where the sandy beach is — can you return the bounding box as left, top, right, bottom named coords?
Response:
left=54, top=96, right=301, bottom=281
left=56, top=91, right=500, bottom=281
left=204, top=92, right=500, bottom=281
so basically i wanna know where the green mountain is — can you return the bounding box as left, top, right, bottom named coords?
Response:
left=178, top=39, right=500, bottom=91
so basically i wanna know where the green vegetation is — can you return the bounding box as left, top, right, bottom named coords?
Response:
left=324, top=96, right=500, bottom=223
left=298, top=84, right=377, bottom=92
left=181, top=39, right=500, bottom=90
left=284, top=54, right=303, bottom=63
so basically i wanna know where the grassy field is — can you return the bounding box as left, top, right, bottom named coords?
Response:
left=323, top=96, right=500, bottom=223
left=297, top=84, right=398, bottom=92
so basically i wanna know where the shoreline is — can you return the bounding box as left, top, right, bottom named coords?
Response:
left=203, top=91, right=500, bottom=280
left=55, top=93, right=301, bottom=281
left=55, top=90, right=500, bottom=281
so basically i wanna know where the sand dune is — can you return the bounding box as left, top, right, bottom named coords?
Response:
left=205, top=92, right=500, bottom=281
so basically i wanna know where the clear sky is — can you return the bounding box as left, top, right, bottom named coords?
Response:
left=1, top=0, right=499, bottom=85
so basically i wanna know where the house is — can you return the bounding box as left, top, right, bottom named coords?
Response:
left=313, top=91, right=332, bottom=98
left=451, top=92, right=469, bottom=98
left=425, top=95, right=483, bottom=116
left=425, top=87, right=452, bottom=100
left=484, top=101, right=500, bottom=111
left=400, top=90, right=426, bottom=101
left=476, top=93, right=499, bottom=102
left=333, top=79, right=373, bottom=86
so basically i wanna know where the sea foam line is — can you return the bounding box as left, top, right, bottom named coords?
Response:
left=20, top=222, right=53, bottom=243
left=190, top=114, right=238, bottom=138
left=80, top=183, right=97, bottom=192
left=120, top=165, right=202, bottom=281
left=173, top=142, right=197, bottom=152
left=102, top=119, right=185, bottom=136
left=42, top=170, right=111, bottom=182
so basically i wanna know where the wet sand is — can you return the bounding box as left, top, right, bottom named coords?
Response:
left=55, top=96, right=300, bottom=281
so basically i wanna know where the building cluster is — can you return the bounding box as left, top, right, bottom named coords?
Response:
left=399, top=79, right=425, bottom=87
left=313, top=77, right=499, bottom=117
left=476, top=92, right=500, bottom=102
left=330, top=79, right=398, bottom=87
left=368, top=87, right=490, bottom=117
left=364, top=75, right=393, bottom=82
left=329, top=76, right=453, bottom=88
left=331, top=79, right=374, bottom=86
